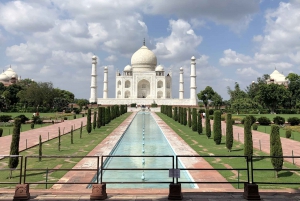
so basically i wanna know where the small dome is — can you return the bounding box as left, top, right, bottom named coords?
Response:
left=104, top=66, right=108, bottom=70
left=155, top=65, right=164, bottom=71
left=124, top=65, right=132, bottom=71
left=0, top=72, right=9, bottom=82
left=191, top=56, right=196, bottom=60
left=4, top=67, right=17, bottom=79
left=131, top=45, right=157, bottom=71
left=92, top=55, right=97, bottom=59
left=180, top=67, right=183, bottom=71
left=270, top=70, right=286, bottom=82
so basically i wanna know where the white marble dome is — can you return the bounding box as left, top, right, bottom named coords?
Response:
left=270, top=70, right=286, bottom=82
left=124, top=65, right=132, bottom=71
left=131, top=45, right=157, bottom=71
left=155, top=64, right=164, bottom=71
left=4, top=67, right=17, bottom=79
left=0, top=72, right=9, bottom=82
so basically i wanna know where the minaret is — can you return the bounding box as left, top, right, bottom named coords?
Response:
left=179, top=67, right=184, bottom=99
left=190, top=56, right=197, bottom=105
left=89, top=55, right=97, bottom=103
left=103, top=66, right=108, bottom=99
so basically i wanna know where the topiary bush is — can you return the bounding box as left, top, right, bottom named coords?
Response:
left=241, top=115, right=256, bottom=125
left=209, top=115, right=214, bottom=120
left=273, top=116, right=285, bottom=125
left=287, top=117, right=300, bottom=126
left=31, top=123, right=34, bottom=129
left=252, top=124, right=258, bottom=130
left=285, top=129, right=291, bottom=138
left=213, top=110, right=222, bottom=145
left=257, top=116, right=271, bottom=125
left=0, top=128, right=3, bottom=137
left=14, top=115, right=29, bottom=124
left=0, top=115, right=12, bottom=122
left=64, top=117, right=68, bottom=120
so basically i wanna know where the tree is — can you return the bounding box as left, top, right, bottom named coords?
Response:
left=174, top=107, right=178, bottom=121
left=80, top=121, right=83, bottom=139
left=101, top=107, right=105, bottom=126
left=197, top=86, right=215, bottom=109
left=270, top=125, right=283, bottom=178
left=188, top=108, right=192, bottom=128
left=244, top=116, right=253, bottom=161
left=71, top=126, right=73, bottom=144
left=8, top=118, right=21, bottom=178
left=86, top=109, right=92, bottom=133
left=183, top=108, right=187, bottom=126
left=39, top=135, right=42, bottom=161
left=205, top=109, right=211, bottom=138
left=258, top=83, right=290, bottom=113
left=74, top=99, right=89, bottom=111
left=93, top=111, right=97, bottom=130
left=97, top=107, right=101, bottom=128
left=226, top=113, right=233, bottom=152
left=211, top=93, right=223, bottom=109
left=231, top=98, right=262, bottom=115
left=192, top=108, right=197, bottom=131
left=197, top=112, right=202, bottom=134
left=58, top=127, right=61, bottom=151
left=213, top=110, right=222, bottom=145
left=286, top=73, right=300, bottom=108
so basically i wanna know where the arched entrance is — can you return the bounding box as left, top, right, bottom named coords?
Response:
left=137, top=79, right=150, bottom=98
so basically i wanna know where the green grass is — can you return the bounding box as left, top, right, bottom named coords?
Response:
left=157, top=113, right=300, bottom=190
left=0, top=112, right=82, bottom=119
left=235, top=124, right=300, bottom=143
left=0, top=112, right=132, bottom=189
left=232, top=114, right=300, bottom=121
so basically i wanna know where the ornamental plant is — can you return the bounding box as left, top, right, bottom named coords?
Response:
left=226, top=113, right=233, bottom=152
left=244, top=116, right=253, bottom=161
left=188, top=108, right=192, bottom=128
left=39, top=135, right=42, bottom=161
left=86, top=109, right=92, bottom=134
left=93, top=111, right=97, bottom=130
left=270, top=125, right=283, bottom=178
left=287, top=117, right=300, bottom=126
left=174, top=107, right=178, bottom=121
left=71, top=126, right=73, bottom=144
left=97, top=107, right=101, bottom=128
left=257, top=116, right=271, bottom=125
left=58, top=127, right=61, bottom=151
left=192, top=108, right=197, bottom=131
left=205, top=109, right=211, bottom=138
left=183, top=108, right=187, bottom=126
left=197, top=112, right=202, bottom=134
left=285, top=129, right=291, bottom=139
left=273, top=116, right=285, bottom=125
left=213, top=110, right=222, bottom=145
left=8, top=118, right=21, bottom=178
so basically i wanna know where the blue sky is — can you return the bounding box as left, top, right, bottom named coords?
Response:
left=0, top=0, right=299, bottom=101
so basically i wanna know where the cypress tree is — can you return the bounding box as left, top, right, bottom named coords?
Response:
left=58, top=127, right=61, bottom=151
left=192, top=108, right=197, bottom=131
left=244, top=116, right=253, bottom=161
left=178, top=107, right=181, bottom=124
left=101, top=107, right=105, bottom=126
left=39, top=135, right=42, bottom=161
left=8, top=118, right=21, bottom=178
left=213, top=110, right=222, bottom=145
left=188, top=108, right=192, bottom=128
left=86, top=109, right=92, bottom=134
left=93, top=111, right=97, bottom=130
left=180, top=107, right=184, bottom=125
left=205, top=109, right=211, bottom=138
left=80, top=121, right=83, bottom=139
left=174, top=107, right=178, bottom=121
left=71, top=126, right=73, bottom=144
left=183, top=108, right=187, bottom=126
left=226, top=113, right=233, bottom=152
left=270, top=125, right=283, bottom=178
left=197, top=112, right=202, bottom=134
left=97, top=107, right=101, bottom=128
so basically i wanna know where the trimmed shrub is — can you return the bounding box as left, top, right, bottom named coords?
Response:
left=252, top=124, right=258, bottom=130
left=174, top=107, right=178, bottom=121
left=183, top=108, right=187, bottom=126
left=82, top=114, right=85, bottom=117
left=8, top=118, right=21, bottom=178
left=273, top=116, right=285, bottom=125
left=97, top=107, right=101, bottom=128
left=31, top=123, right=34, bottom=129
left=197, top=112, right=202, bottom=134
left=0, top=115, right=12, bottom=122
left=270, top=125, right=283, bottom=178
left=257, top=116, right=271, bottom=125
left=15, top=115, right=29, bottom=124
left=86, top=109, right=92, bottom=134
left=244, top=116, right=253, bottom=161
left=71, top=126, right=73, bottom=144
left=205, top=109, right=211, bottom=138
left=151, top=103, right=157, bottom=108
left=209, top=115, right=214, bottom=120
left=0, top=128, right=3, bottom=137
left=188, top=108, right=192, bottom=128
left=39, top=135, right=42, bottom=161
left=192, top=108, right=197, bottom=131
left=226, top=113, right=233, bottom=152
left=130, top=103, right=137, bottom=107
left=73, top=114, right=76, bottom=119
left=285, top=129, right=291, bottom=138
left=64, top=117, right=68, bottom=120
left=287, top=117, right=300, bottom=126
left=93, top=111, right=97, bottom=130
left=213, top=110, right=222, bottom=145
left=241, top=115, right=256, bottom=125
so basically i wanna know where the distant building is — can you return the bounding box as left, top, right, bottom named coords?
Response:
left=266, top=69, right=288, bottom=87
left=0, top=66, right=20, bottom=86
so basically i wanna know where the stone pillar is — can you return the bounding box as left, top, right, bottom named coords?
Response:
left=179, top=67, right=184, bottom=99
left=89, top=55, right=97, bottom=103
left=90, top=183, right=107, bottom=200
left=103, top=66, right=108, bottom=99
left=190, top=56, right=197, bottom=105
left=14, top=184, right=30, bottom=200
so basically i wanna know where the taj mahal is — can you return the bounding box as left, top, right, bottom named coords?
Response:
left=89, top=41, right=198, bottom=106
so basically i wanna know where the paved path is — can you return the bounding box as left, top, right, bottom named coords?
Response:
left=0, top=117, right=87, bottom=158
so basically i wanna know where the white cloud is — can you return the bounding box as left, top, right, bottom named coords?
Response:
left=219, top=49, right=254, bottom=66
left=289, top=51, right=300, bottom=63
left=236, top=67, right=260, bottom=77
left=105, top=55, right=118, bottom=62
left=252, top=35, right=263, bottom=42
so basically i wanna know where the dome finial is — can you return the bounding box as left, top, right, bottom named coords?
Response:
left=143, top=38, right=145, bottom=46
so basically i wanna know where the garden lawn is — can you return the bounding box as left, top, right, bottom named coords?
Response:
left=232, top=114, right=300, bottom=122
left=157, top=113, right=300, bottom=190
left=235, top=124, right=300, bottom=142
left=0, top=112, right=131, bottom=189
